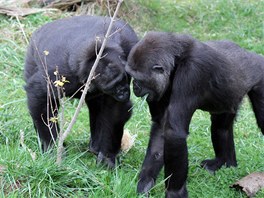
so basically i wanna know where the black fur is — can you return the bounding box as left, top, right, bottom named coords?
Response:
left=125, top=31, right=264, bottom=197
left=24, top=15, right=138, bottom=167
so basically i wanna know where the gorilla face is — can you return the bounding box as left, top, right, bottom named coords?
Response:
left=96, top=64, right=130, bottom=102
left=77, top=43, right=132, bottom=102
left=127, top=66, right=169, bottom=102
left=93, top=51, right=131, bottom=102
left=125, top=33, right=176, bottom=102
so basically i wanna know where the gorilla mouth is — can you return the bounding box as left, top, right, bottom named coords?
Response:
left=133, top=80, right=144, bottom=96
left=132, top=80, right=155, bottom=101
left=134, top=89, right=147, bottom=98
left=114, top=90, right=130, bottom=102
left=102, top=82, right=130, bottom=102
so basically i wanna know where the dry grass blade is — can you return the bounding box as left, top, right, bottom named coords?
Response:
left=0, top=6, right=57, bottom=17
left=45, top=0, right=91, bottom=9
left=0, top=0, right=31, bottom=7
left=0, top=165, right=5, bottom=173
left=20, top=130, right=36, bottom=161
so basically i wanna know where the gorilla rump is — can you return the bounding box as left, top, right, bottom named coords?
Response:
left=24, top=16, right=138, bottom=167
left=125, top=31, right=264, bottom=197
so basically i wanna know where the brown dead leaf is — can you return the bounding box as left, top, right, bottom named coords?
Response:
left=231, top=172, right=264, bottom=197
left=121, top=129, right=136, bottom=153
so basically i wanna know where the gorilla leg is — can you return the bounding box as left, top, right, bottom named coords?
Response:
left=87, top=95, right=132, bottom=168
left=164, top=128, right=188, bottom=198
left=86, top=95, right=104, bottom=155
left=164, top=106, right=191, bottom=198
left=201, top=113, right=237, bottom=172
left=248, top=87, right=264, bottom=134
left=27, top=90, right=59, bottom=151
left=137, top=122, right=164, bottom=195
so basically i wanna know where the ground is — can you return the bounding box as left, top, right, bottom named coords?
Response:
left=0, top=0, right=263, bottom=197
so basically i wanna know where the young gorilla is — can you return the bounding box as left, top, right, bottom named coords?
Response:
left=125, top=31, right=264, bottom=197
left=24, top=16, right=138, bottom=168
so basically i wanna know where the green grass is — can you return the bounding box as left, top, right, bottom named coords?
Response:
left=0, top=0, right=264, bottom=197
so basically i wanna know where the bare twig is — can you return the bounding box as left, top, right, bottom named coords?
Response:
left=107, top=0, right=112, bottom=17
left=56, top=0, right=124, bottom=165
left=108, top=22, right=127, bottom=38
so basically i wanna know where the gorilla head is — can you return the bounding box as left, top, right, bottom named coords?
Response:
left=125, top=32, right=192, bottom=101
left=72, top=37, right=131, bottom=103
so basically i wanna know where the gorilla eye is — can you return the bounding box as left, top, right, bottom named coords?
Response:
left=152, top=65, right=164, bottom=73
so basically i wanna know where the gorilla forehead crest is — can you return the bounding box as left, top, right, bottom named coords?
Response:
left=129, top=32, right=176, bottom=68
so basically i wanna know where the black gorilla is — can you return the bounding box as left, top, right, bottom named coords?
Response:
left=125, top=31, right=264, bottom=197
left=24, top=16, right=138, bottom=167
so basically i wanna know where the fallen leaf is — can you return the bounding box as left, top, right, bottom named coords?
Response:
left=230, top=172, right=264, bottom=197
left=121, top=129, right=136, bottom=152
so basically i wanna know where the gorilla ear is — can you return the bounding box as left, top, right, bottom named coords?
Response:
left=152, top=65, right=164, bottom=73
left=77, top=39, right=103, bottom=83
left=86, top=39, right=102, bottom=60
left=171, top=34, right=194, bottom=59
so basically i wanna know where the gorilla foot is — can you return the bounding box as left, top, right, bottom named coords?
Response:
left=165, top=185, right=188, bottom=198
left=137, top=177, right=155, bottom=196
left=201, top=158, right=237, bottom=173
left=201, top=158, right=237, bottom=172
left=88, top=141, right=99, bottom=155
left=201, top=158, right=224, bottom=173
left=96, top=152, right=116, bottom=169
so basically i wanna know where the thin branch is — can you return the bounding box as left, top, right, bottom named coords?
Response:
left=56, top=0, right=124, bottom=164
left=108, top=22, right=127, bottom=38
left=65, top=73, right=100, bottom=102
left=65, top=83, right=86, bottom=102
left=107, top=0, right=112, bottom=17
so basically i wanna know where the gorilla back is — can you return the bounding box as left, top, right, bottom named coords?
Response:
left=24, top=15, right=138, bottom=167
left=125, top=31, right=264, bottom=197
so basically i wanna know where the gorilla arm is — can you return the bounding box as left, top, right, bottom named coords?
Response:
left=163, top=65, right=199, bottom=197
